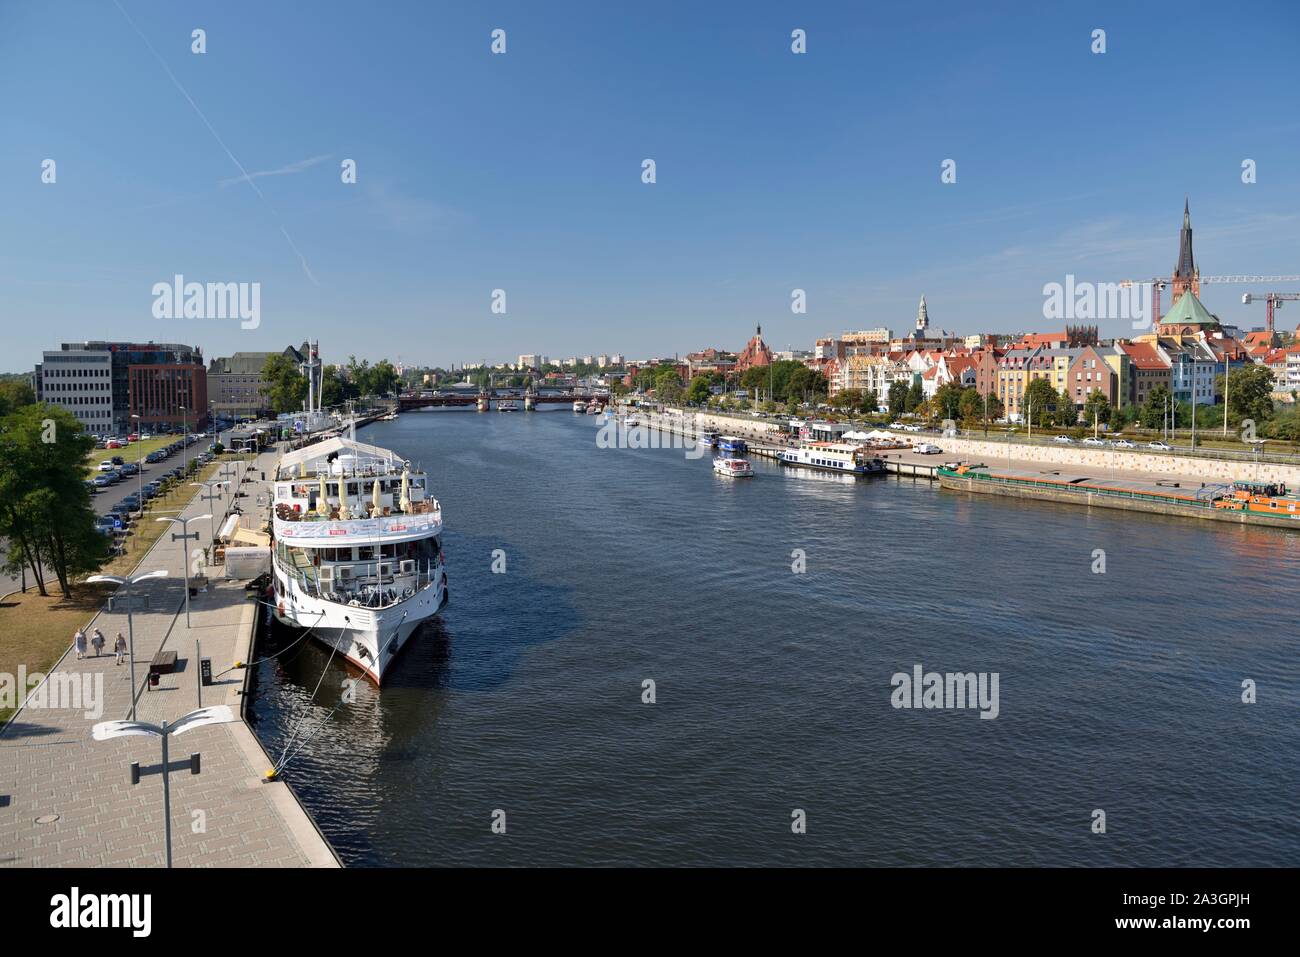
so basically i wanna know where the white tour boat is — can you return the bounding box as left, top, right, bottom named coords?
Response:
left=270, top=436, right=447, bottom=685
left=497, top=399, right=519, bottom=412
left=778, top=441, right=885, bottom=476
left=573, top=400, right=587, bottom=413
left=713, top=457, right=754, bottom=478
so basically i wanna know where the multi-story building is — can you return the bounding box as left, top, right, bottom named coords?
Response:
left=33, top=348, right=114, bottom=433
left=208, top=345, right=308, bottom=421
left=1117, top=342, right=1169, bottom=408
left=1065, top=345, right=1121, bottom=411
left=996, top=347, right=1037, bottom=422
left=38, top=341, right=206, bottom=433
left=128, top=362, right=207, bottom=431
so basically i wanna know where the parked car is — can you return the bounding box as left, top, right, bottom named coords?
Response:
left=1053, top=435, right=1074, bottom=444
left=1082, top=437, right=1106, bottom=447
left=105, top=440, right=122, bottom=449
left=110, top=456, right=125, bottom=466
left=121, top=462, right=140, bottom=476
left=1148, top=441, right=1172, bottom=451
left=1112, top=439, right=1136, bottom=449
left=98, top=460, right=116, bottom=471
left=915, top=443, right=943, bottom=454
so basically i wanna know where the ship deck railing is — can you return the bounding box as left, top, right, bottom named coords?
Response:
left=288, top=561, right=438, bottom=610
left=275, top=498, right=440, bottom=522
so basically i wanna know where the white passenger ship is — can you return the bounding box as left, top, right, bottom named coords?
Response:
left=778, top=441, right=885, bottom=476
left=270, top=436, right=447, bottom=684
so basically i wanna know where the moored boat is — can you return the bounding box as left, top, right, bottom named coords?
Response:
left=938, top=464, right=1300, bottom=529
left=573, top=400, right=587, bottom=413
left=719, top=435, right=747, bottom=454
left=778, top=442, right=884, bottom=476
left=269, top=436, right=448, bottom=684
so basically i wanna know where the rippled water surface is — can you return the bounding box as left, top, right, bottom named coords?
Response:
left=247, top=411, right=1300, bottom=865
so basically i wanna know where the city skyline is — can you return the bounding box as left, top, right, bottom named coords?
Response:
left=4, top=1, right=1299, bottom=370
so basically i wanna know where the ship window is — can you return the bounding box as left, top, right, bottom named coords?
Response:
left=357, top=545, right=375, bottom=560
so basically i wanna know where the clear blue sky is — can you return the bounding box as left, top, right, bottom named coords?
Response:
left=2, top=0, right=1298, bottom=371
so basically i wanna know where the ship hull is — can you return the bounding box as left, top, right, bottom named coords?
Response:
left=271, top=562, right=448, bottom=684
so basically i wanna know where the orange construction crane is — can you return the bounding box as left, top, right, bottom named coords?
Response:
left=1118, top=275, right=1300, bottom=325
left=1242, top=292, right=1300, bottom=333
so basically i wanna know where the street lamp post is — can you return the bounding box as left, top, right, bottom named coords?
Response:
left=91, top=706, right=235, bottom=868
left=191, top=481, right=229, bottom=546
left=85, top=570, right=168, bottom=721
left=156, top=515, right=211, bottom=630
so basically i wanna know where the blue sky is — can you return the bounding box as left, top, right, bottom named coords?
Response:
left=2, top=0, right=1298, bottom=371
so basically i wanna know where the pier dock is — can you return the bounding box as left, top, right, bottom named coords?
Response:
left=0, top=447, right=338, bottom=868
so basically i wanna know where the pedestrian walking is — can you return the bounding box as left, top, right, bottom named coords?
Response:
left=114, top=632, right=128, bottom=665
left=74, top=629, right=87, bottom=660
left=90, top=628, right=105, bottom=658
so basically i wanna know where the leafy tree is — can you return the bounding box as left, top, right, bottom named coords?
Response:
left=1022, top=378, right=1057, bottom=428
left=888, top=380, right=910, bottom=417
left=1082, top=389, right=1111, bottom=427
left=0, top=405, right=106, bottom=597
left=263, top=353, right=308, bottom=414
left=933, top=382, right=965, bottom=422
left=686, top=376, right=712, bottom=405
left=1056, top=388, right=1078, bottom=427
left=0, top=380, right=36, bottom=417
left=1216, top=364, right=1275, bottom=429
left=905, top=381, right=924, bottom=413
left=1140, top=384, right=1172, bottom=430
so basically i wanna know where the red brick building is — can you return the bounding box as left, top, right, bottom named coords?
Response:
left=128, top=362, right=208, bottom=430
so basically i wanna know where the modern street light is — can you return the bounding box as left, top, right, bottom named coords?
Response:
left=190, top=481, right=229, bottom=546
left=91, top=705, right=235, bottom=868
left=155, top=514, right=211, bottom=630
left=85, top=569, right=168, bottom=721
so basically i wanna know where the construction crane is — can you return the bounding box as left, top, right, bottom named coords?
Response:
left=1242, top=292, right=1300, bottom=333
left=1118, top=275, right=1300, bottom=326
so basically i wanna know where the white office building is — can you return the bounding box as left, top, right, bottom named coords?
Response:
left=36, top=349, right=114, bottom=432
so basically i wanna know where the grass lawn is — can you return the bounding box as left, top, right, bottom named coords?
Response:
left=2, top=453, right=258, bottom=722
left=0, top=584, right=110, bottom=723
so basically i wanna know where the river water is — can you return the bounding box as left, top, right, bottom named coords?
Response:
left=247, top=410, right=1300, bottom=866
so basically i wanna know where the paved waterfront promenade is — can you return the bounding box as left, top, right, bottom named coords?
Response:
left=0, top=449, right=338, bottom=868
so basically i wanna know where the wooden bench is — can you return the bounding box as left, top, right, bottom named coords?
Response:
left=149, top=650, right=178, bottom=675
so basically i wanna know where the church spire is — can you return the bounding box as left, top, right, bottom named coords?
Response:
left=1172, top=198, right=1200, bottom=305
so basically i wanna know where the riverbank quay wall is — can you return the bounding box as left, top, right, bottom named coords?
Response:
left=664, top=410, right=1300, bottom=487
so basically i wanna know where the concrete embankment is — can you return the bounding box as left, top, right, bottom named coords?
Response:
left=651, top=409, right=1300, bottom=487
left=0, top=448, right=339, bottom=868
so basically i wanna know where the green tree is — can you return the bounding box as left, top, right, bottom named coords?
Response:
left=0, top=380, right=36, bottom=417
left=1216, top=363, right=1275, bottom=429
left=0, top=405, right=106, bottom=597
left=1082, top=389, right=1111, bottom=428
left=686, top=376, right=712, bottom=406
left=1140, top=384, right=1172, bottom=430
left=905, top=381, right=924, bottom=413
left=888, top=380, right=910, bottom=417
left=1056, top=388, right=1078, bottom=428
left=933, top=382, right=965, bottom=422
left=367, top=359, right=400, bottom=396
left=263, top=354, right=308, bottom=414
left=1022, top=378, right=1057, bottom=428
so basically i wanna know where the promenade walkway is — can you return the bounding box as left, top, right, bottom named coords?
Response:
left=0, top=448, right=338, bottom=868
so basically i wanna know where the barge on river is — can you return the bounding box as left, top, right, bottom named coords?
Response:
left=937, top=463, right=1300, bottom=529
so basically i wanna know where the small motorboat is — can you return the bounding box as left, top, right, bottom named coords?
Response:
left=713, top=457, right=754, bottom=478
